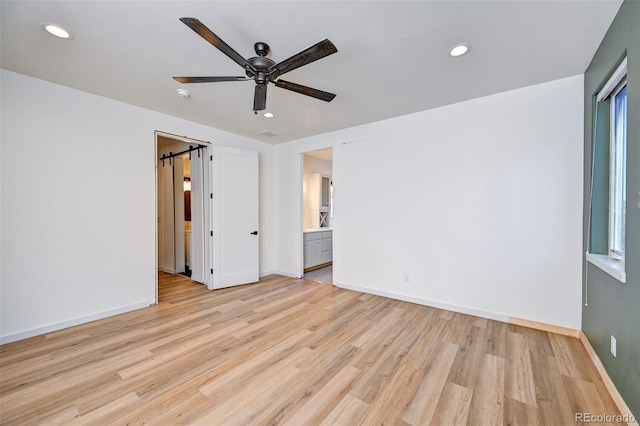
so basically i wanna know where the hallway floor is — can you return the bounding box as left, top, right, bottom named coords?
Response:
left=303, top=264, right=333, bottom=284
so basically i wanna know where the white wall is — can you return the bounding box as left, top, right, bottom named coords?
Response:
left=303, top=155, right=332, bottom=229
left=1, top=69, right=584, bottom=341
left=0, top=70, right=275, bottom=343
left=274, top=75, right=584, bottom=329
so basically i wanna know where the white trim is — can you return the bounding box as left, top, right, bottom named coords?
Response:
left=335, top=281, right=510, bottom=323
left=608, top=79, right=627, bottom=258
left=586, top=252, right=626, bottom=283
left=299, top=153, right=306, bottom=279
left=154, top=130, right=211, bottom=146
left=0, top=301, right=151, bottom=344
left=597, top=57, right=627, bottom=102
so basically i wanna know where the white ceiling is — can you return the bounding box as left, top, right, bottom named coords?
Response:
left=1, top=1, right=621, bottom=144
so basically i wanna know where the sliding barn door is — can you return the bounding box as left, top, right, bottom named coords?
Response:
left=211, top=146, right=259, bottom=289
left=189, top=151, right=206, bottom=284
left=158, top=158, right=175, bottom=274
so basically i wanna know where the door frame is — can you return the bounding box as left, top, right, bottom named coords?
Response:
left=154, top=130, right=212, bottom=303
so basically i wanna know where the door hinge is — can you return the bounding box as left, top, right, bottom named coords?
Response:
left=210, top=268, right=214, bottom=274
left=210, top=155, right=213, bottom=161
left=210, top=193, right=213, bottom=199
left=210, top=230, right=213, bottom=237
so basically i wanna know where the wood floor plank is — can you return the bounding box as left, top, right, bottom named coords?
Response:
left=192, top=365, right=303, bottom=425
left=563, top=375, right=617, bottom=426
left=254, top=344, right=362, bottom=425
left=504, top=397, right=543, bottom=426
left=0, top=273, right=623, bottom=425
left=505, top=331, right=538, bottom=407
left=529, top=350, right=575, bottom=425
left=319, top=394, right=369, bottom=426
left=401, top=342, right=460, bottom=425
left=430, top=381, right=473, bottom=425
left=199, top=329, right=312, bottom=398
left=282, top=365, right=361, bottom=426
left=549, top=331, right=597, bottom=381
left=68, top=391, right=140, bottom=425
left=357, top=363, right=422, bottom=425
left=467, top=354, right=505, bottom=426
left=447, top=323, right=489, bottom=388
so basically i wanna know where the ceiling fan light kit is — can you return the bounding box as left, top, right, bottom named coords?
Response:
left=173, top=17, right=337, bottom=113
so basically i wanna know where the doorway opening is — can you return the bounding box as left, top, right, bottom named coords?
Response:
left=301, top=148, right=333, bottom=284
left=155, top=131, right=211, bottom=303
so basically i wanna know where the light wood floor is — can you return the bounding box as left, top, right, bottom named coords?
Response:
left=1, top=273, right=621, bottom=425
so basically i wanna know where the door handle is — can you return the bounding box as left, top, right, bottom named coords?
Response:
left=250, top=231, right=258, bottom=235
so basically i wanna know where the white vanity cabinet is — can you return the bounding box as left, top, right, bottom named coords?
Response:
left=304, top=229, right=332, bottom=270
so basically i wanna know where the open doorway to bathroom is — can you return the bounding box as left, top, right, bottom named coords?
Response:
left=302, top=148, right=333, bottom=284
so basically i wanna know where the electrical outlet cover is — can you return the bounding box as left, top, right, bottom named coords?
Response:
left=610, top=335, right=617, bottom=357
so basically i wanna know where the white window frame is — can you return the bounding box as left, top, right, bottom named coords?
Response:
left=608, top=79, right=627, bottom=261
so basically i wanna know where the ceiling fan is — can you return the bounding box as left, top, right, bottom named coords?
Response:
left=173, top=17, right=338, bottom=113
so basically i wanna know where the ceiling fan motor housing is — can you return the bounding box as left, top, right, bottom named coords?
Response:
left=246, top=53, right=275, bottom=84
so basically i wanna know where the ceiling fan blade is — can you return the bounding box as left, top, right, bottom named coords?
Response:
left=268, top=39, right=337, bottom=78
left=253, top=84, right=267, bottom=111
left=173, top=76, right=249, bottom=83
left=179, top=17, right=256, bottom=73
left=274, top=80, right=336, bottom=102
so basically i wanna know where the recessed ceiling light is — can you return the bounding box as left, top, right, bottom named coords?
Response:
left=43, top=24, right=73, bottom=39
left=449, top=43, right=470, bottom=57
left=264, top=112, right=274, bottom=118
left=176, top=88, right=191, bottom=98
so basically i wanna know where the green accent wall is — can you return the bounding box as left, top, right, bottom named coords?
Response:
left=583, top=0, right=639, bottom=418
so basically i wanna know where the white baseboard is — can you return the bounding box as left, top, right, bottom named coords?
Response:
left=0, top=301, right=151, bottom=345
left=335, top=281, right=510, bottom=323
left=509, top=316, right=580, bottom=337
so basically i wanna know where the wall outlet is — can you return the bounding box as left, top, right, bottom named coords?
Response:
left=610, top=335, right=617, bottom=357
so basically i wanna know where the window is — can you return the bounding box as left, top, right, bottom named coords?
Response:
left=587, top=57, right=627, bottom=282
left=609, top=82, right=627, bottom=259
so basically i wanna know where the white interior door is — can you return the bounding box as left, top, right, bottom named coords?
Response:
left=190, top=150, right=206, bottom=284
left=211, top=146, right=259, bottom=289
left=173, top=157, right=185, bottom=275
left=159, top=159, right=175, bottom=274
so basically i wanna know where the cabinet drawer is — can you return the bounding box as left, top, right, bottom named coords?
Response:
left=320, top=249, right=332, bottom=264
left=303, top=232, right=322, bottom=242
left=321, top=230, right=332, bottom=239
